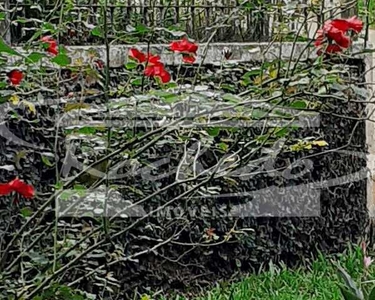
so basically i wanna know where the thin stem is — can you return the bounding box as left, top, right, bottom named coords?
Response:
left=52, top=0, right=65, bottom=274
left=102, top=0, right=111, bottom=238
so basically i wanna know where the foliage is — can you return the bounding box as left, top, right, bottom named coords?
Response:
left=0, top=0, right=371, bottom=299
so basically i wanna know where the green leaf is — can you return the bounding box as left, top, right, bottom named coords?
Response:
left=339, top=287, right=362, bottom=300
left=0, top=37, right=21, bottom=56
left=222, top=93, right=241, bottom=103
left=220, top=83, right=236, bottom=92
left=55, top=181, right=63, bottom=189
left=42, top=22, right=56, bottom=32
left=206, top=127, right=221, bottom=137
left=59, top=190, right=75, bottom=201
left=0, top=93, right=11, bottom=104
left=135, top=24, right=150, bottom=34
left=91, top=26, right=103, bottom=37
left=240, top=78, right=251, bottom=87
left=164, top=82, right=178, bottom=89
left=125, top=61, right=138, bottom=70
left=161, top=96, right=179, bottom=104
left=41, top=155, right=54, bottom=167
left=77, top=126, right=98, bottom=135
left=252, top=109, right=268, bottom=119
left=29, top=30, right=43, bottom=43
left=28, top=251, right=48, bottom=265
left=15, top=17, right=28, bottom=24
left=0, top=12, right=6, bottom=21
left=275, top=127, right=290, bottom=137
left=289, top=100, right=307, bottom=109
left=26, top=52, right=45, bottom=64
left=131, top=78, right=143, bottom=86
left=242, top=69, right=261, bottom=78
left=51, top=54, right=71, bottom=66
left=325, top=74, right=339, bottom=84
left=337, top=265, right=365, bottom=300
left=255, top=134, right=269, bottom=143
left=74, top=184, right=86, bottom=191
left=151, top=90, right=180, bottom=104
left=20, top=207, right=33, bottom=218
left=58, top=45, right=67, bottom=55
left=218, top=142, right=228, bottom=151
left=351, top=85, right=369, bottom=100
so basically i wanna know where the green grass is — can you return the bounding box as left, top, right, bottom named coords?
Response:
left=149, top=246, right=375, bottom=300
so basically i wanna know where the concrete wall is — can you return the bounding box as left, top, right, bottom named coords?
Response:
left=6, top=41, right=375, bottom=219
left=7, top=42, right=370, bottom=68
left=366, top=32, right=375, bottom=218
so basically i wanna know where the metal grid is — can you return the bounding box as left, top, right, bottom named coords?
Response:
left=7, top=0, right=304, bottom=44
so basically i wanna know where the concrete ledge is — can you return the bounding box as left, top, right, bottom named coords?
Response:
left=66, top=42, right=318, bottom=67
left=365, top=33, right=375, bottom=218
left=7, top=42, right=371, bottom=68
left=62, top=42, right=372, bottom=67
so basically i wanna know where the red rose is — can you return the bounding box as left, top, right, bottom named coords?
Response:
left=129, top=48, right=162, bottom=66
left=315, top=16, right=363, bottom=55
left=324, top=24, right=351, bottom=48
left=170, top=38, right=198, bottom=64
left=0, top=183, right=13, bottom=195
left=157, top=68, right=171, bottom=84
left=9, top=178, right=34, bottom=199
left=129, top=48, right=171, bottom=83
left=129, top=48, right=147, bottom=63
left=0, top=178, right=35, bottom=199
left=41, top=36, right=58, bottom=56
left=7, top=70, right=23, bottom=85
left=144, top=63, right=171, bottom=83
left=328, top=16, right=363, bottom=34
left=182, top=54, right=196, bottom=64
left=170, top=38, right=198, bottom=54
left=346, top=16, right=363, bottom=33
left=146, top=54, right=161, bottom=65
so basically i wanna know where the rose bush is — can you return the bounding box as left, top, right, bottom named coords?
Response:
left=0, top=9, right=370, bottom=300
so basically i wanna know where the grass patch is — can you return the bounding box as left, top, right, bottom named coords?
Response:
left=148, top=246, right=375, bottom=300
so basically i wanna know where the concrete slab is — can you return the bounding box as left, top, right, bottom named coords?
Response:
left=4, top=42, right=371, bottom=68
left=366, top=30, right=375, bottom=217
